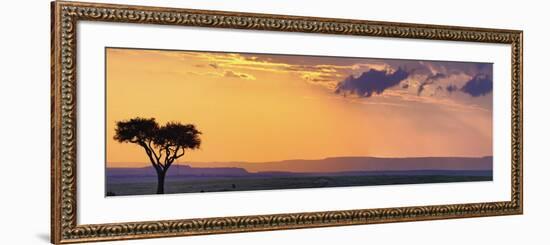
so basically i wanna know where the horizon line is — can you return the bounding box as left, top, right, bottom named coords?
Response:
left=107, top=155, right=494, bottom=168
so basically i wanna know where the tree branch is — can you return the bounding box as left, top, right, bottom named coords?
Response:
left=173, top=147, right=185, bottom=160
left=166, top=146, right=178, bottom=170
left=165, top=146, right=184, bottom=170
left=159, top=145, right=170, bottom=171
left=138, top=141, right=161, bottom=173
left=147, top=140, right=161, bottom=164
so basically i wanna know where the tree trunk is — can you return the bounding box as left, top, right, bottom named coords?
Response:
left=156, top=171, right=166, bottom=194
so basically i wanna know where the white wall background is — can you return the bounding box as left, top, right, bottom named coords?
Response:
left=0, top=0, right=547, bottom=244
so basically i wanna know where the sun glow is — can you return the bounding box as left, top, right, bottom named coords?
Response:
left=106, top=48, right=492, bottom=170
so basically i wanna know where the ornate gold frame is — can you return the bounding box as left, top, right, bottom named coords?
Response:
left=51, top=1, right=523, bottom=243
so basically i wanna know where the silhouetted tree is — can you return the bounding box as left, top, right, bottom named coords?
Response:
left=114, top=117, right=201, bottom=194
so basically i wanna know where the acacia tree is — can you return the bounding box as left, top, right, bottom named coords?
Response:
left=114, top=117, right=201, bottom=194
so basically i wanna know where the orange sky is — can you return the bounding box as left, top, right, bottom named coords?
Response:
left=106, top=48, right=492, bottom=168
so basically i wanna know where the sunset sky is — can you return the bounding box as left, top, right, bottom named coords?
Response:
left=106, top=48, right=493, bottom=168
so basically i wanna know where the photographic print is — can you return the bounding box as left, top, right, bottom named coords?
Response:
left=105, top=47, right=493, bottom=196
left=51, top=3, right=522, bottom=242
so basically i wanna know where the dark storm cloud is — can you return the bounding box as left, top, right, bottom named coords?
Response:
left=446, top=84, right=458, bottom=93
left=427, top=73, right=447, bottom=81
left=417, top=82, right=429, bottom=95
left=417, top=73, right=447, bottom=96
left=335, top=68, right=409, bottom=97
left=475, top=63, right=493, bottom=73
left=461, top=74, right=493, bottom=97
left=386, top=60, right=492, bottom=80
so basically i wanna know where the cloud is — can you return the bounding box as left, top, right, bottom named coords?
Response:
left=188, top=69, right=256, bottom=80
left=335, top=68, right=409, bottom=97
left=133, top=48, right=492, bottom=104
left=461, top=74, right=492, bottom=97
left=427, top=73, right=447, bottom=81
left=446, top=84, right=458, bottom=93
left=223, top=70, right=256, bottom=80
left=417, top=72, right=447, bottom=96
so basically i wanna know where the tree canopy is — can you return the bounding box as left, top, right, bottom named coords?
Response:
left=114, top=117, right=201, bottom=176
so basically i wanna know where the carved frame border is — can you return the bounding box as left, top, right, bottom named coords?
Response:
left=51, top=1, right=523, bottom=244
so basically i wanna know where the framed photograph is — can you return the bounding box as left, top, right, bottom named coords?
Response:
left=51, top=1, right=523, bottom=243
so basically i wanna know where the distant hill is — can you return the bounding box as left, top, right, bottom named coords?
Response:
left=108, top=156, right=492, bottom=177
left=207, top=156, right=493, bottom=172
